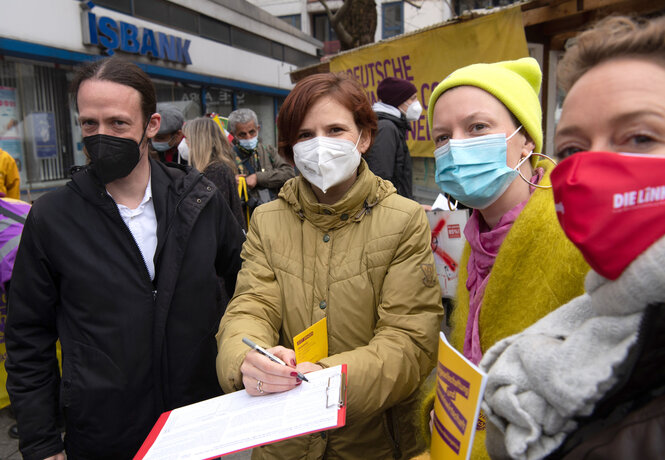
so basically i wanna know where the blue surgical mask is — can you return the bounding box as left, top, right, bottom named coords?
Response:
left=433, top=126, right=527, bottom=209
left=238, top=136, right=258, bottom=150
left=151, top=140, right=172, bottom=152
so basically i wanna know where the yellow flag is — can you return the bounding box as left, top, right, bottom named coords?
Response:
left=211, top=114, right=229, bottom=134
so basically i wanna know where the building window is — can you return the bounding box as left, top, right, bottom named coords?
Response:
left=168, top=3, right=199, bottom=35
left=312, top=13, right=338, bottom=43
left=200, top=15, right=231, bottom=45
left=135, top=0, right=199, bottom=35
left=284, top=46, right=317, bottom=67
left=135, top=0, right=169, bottom=26
left=232, top=28, right=273, bottom=56
left=205, top=88, right=234, bottom=119
left=154, top=82, right=202, bottom=121
left=0, top=59, right=75, bottom=187
left=279, top=14, right=302, bottom=30
left=91, top=0, right=132, bottom=14
left=382, top=2, right=404, bottom=39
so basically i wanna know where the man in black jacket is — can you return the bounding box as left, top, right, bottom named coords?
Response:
left=364, top=77, right=422, bottom=200
left=4, top=57, right=244, bottom=460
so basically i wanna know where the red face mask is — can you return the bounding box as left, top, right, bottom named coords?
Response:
left=551, top=151, right=665, bottom=280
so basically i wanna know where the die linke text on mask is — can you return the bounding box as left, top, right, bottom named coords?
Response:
left=613, top=185, right=665, bottom=209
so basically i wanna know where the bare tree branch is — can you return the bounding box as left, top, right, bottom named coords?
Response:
left=403, top=0, right=423, bottom=9
left=330, top=0, right=353, bottom=26
left=317, top=0, right=355, bottom=48
left=316, top=0, right=377, bottom=51
left=317, top=0, right=336, bottom=22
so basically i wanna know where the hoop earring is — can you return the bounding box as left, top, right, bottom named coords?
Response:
left=447, top=194, right=458, bottom=211
left=516, top=153, right=557, bottom=189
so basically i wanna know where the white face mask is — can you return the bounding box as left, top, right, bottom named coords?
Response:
left=177, top=137, right=189, bottom=163
left=293, top=133, right=363, bottom=193
left=405, top=100, right=423, bottom=122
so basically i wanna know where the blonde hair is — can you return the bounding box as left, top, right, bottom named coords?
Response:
left=558, top=14, right=665, bottom=93
left=183, top=117, right=236, bottom=172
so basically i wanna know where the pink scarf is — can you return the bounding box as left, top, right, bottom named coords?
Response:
left=463, top=169, right=544, bottom=364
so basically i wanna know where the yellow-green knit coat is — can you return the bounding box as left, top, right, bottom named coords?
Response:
left=418, top=159, right=589, bottom=459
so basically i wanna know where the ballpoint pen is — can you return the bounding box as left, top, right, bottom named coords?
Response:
left=242, top=337, right=309, bottom=382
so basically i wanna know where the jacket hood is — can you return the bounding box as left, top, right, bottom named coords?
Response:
left=279, top=160, right=395, bottom=231
left=373, top=101, right=402, bottom=118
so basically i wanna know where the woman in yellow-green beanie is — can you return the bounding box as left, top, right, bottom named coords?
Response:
left=415, top=58, right=589, bottom=459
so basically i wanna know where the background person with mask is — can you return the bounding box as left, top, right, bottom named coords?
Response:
left=151, top=105, right=187, bottom=164
left=364, top=77, right=420, bottom=199
left=4, top=56, right=244, bottom=460
left=184, top=116, right=245, bottom=231
left=217, top=72, right=443, bottom=460
left=414, top=58, right=589, bottom=460
left=227, top=108, right=295, bottom=216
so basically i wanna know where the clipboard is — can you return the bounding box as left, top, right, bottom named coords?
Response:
left=134, top=364, right=347, bottom=459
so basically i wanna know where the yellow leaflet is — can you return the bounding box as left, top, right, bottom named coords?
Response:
left=431, top=332, right=488, bottom=460
left=294, top=317, right=328, bottom=364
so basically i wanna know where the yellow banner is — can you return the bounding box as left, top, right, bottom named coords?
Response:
left=329, top=7, right=528, bottom=158
left=431, top=331, right=487, bottom=460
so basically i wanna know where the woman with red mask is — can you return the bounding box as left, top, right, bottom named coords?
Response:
left=481, top=15, right=665, bottom=460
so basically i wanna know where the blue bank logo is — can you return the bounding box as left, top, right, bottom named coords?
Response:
left=82, top=11, right=192, bottom=65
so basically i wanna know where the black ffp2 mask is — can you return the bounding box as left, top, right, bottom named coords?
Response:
left=84, top=133, right=145, bottom=184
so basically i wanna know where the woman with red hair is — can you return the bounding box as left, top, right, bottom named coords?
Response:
left=216, top=73, right=443, bottom=459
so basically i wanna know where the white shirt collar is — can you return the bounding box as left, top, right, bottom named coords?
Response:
left=139, top=177, right=152, bottom=208
left=108, top=178, right=152, bottom=212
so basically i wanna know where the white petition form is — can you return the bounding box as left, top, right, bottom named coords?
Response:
left=136, top=365, right=346, bottom=460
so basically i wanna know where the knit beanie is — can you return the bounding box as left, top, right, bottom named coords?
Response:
left=427, top=57, right=543, bottom=154
left=377, top=77, right=417, bottom=108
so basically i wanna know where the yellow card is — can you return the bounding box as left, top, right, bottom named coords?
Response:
left=294, top=317, right=328, bottom=364
left=431, top=332, right=487, bottom=460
